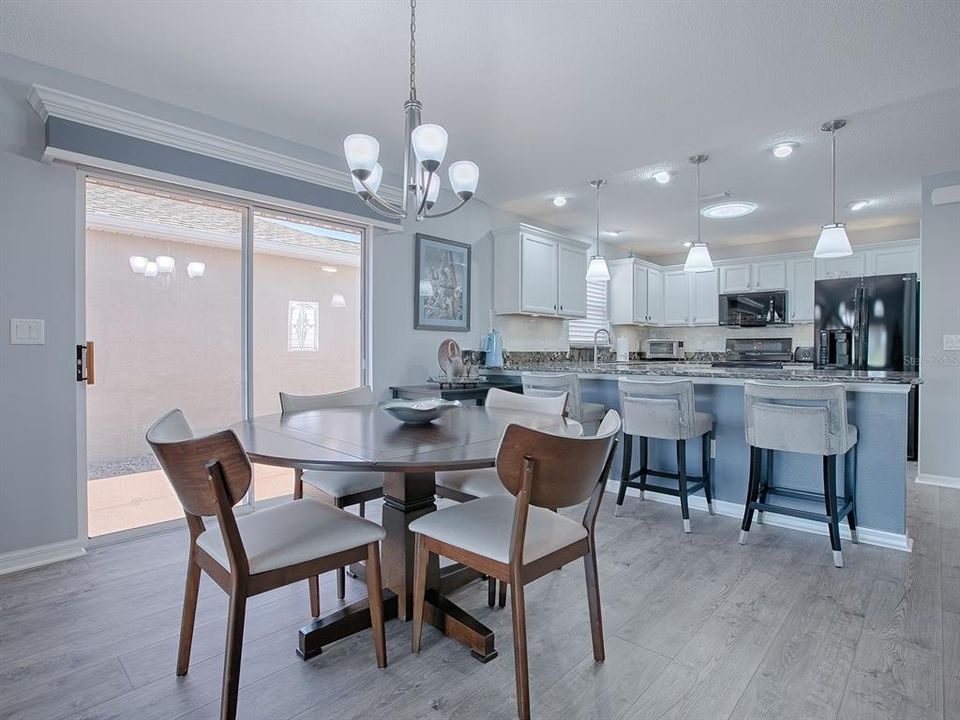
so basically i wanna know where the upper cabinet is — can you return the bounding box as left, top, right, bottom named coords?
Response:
left=786, top=257, right=815, bottom=323
left=609, top=259, right=660, bottom=325
left=816, top=252, right=866, bottom=281
left=662, top=271, right=689, bottom=325
left=719, top=261, right=786, bottom=293
left=647, top=268, right=664, bottom=325
left=689, top=270, right=719, bottom=325
left=493, top=224, right=591, bottom=318
left=868, top=243, right=920, bottom=277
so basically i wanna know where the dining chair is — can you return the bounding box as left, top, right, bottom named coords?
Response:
left=410, top=410, right=621, bottom=720
left=279, top=386, right=384, bottom=608
left=147, top=409, right=387, bottom=720
left=521, top=371, right=607, bottom=434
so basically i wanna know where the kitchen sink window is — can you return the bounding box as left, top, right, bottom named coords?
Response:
left=569, top=279, right=609, bottom=345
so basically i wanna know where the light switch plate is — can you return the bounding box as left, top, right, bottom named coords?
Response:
left=943, top=334, right=960, bottom=351
left=10, top=318, right=44, bottom=345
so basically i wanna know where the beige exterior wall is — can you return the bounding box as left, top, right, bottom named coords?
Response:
left=85, top=228, right=359, bottom=466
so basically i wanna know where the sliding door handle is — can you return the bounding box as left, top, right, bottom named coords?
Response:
left=76, top=341, right=95, bottom=385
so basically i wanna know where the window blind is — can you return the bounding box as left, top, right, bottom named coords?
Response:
left=568, top=280, right=609, bottom=346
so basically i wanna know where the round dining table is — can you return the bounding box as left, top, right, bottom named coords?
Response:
left=230, top=403, right=582, bottom=663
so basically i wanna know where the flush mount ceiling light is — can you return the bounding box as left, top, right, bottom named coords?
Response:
left=552, top=196, right=568, bottom=207
left=652, top=170, right=676, bottom=184
left=814, top=119, right=853, bottom=259
left=684, top=155, right=715, bottom=273
left=343, top=0, right=478, bottom=221
left=321, top=265, right=338, bottom=273
left=682, top=241, right=693, bottom=247
left=770, top=142, right=799, bottom=158
left=848, top=199, right=872, bottom=212
left=602, top=230, right=621, bottom=237
left=701, top=201, right=758, bottom=219
left=585, top=179, right=611, bottom=282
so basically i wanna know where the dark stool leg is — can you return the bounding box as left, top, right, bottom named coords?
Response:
left=702, top=431, right=714, bottom=515
left=677, top=439, right=690, bottom=533
left=614, top=433, right=633, bottom=517
left=638, top=437, right=648, bottom=500
left=757, top=448, right=773, bottom=524
left=739, top=446, right=762, bottom=544
left=823, top=455, right=843, bottom=567
left=844, top=444, right=859, bottom=544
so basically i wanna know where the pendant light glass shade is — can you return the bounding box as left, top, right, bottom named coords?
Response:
left=351, top=163, right=383, bottom=195
left=683, top=242, right=714, bottom=272
left=411, top=123, right=448, bottom=171
left=448, top=161, right=479, bottom=199
left=343, top=134, right=380, bottom=179
left=156, top=255, right=175, bottom=273
left=330, top=292, right=347, bottom=308
left=586, top=256, right=611, bottom=281
left=814, top=223, right=852, bottom=258
left=143, top=261, right=159, bottom=278
left=129, top=255, right=148, bottom=273
left=186, top=262, right=206, bottom=279
left=424, top=173, right=441, bottom=208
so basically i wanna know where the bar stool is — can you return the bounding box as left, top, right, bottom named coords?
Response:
left=521, top=372, right=607, bottom=434
left=739, top=381, right=858, bottom=568
left=614, top=379, right=714, bottom=532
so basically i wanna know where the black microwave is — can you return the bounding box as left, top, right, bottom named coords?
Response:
left=718, top=291, right=788, bottom=326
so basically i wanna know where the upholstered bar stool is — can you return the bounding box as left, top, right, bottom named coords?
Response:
left=280, top=386, right=384, bottom=606
left=614, top=378, right=714, bottom=532
left=521, top=372, right=607, bottom=434
left=739, top=381, right=859, bottom=568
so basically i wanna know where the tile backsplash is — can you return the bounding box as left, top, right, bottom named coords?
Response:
left=615, top=323, right=815, bottom=353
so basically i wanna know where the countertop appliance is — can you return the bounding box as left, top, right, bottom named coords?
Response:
left=719, top=290, right=788, bottom=327
left=794, top=346, right=815, bottom=363
left=815, top=272, right=919, bottom=458
left=644, top=339, right=684, bottom=360
left=711, top=337, right=793, bottom=368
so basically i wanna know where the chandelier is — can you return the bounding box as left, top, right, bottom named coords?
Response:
left=343, top=0, right=479, bottom=221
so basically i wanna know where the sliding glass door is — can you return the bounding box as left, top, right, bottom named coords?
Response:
left=83, top=176, right=367, bottom=537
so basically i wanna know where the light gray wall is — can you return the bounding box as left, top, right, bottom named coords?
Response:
left=919, top=169, right=960, bottom=481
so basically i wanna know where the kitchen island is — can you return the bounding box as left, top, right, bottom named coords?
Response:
left=485, top=363, right=921, bottom=549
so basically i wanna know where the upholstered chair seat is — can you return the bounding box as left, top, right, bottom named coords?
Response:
left=300, top=470, right=385, bottom=500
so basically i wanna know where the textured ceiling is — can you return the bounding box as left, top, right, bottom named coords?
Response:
left=1, top=0, right=958, bottom=252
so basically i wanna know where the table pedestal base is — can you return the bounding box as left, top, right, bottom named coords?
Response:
left=297, top=590, right=398, bottom=661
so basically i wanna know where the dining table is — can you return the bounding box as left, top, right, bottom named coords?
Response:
left=229, top=403, right=582, bottom=663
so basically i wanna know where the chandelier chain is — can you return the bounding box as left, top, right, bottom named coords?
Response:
left=410, top=0, right=417, bottom=99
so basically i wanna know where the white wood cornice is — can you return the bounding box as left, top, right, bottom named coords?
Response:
left=27, top=84, right=403, bottom=204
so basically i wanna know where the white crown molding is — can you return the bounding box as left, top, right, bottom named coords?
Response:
left=605, top=482, right=912, bottom=552
left=0, top=539, right=86, bottom=576
left=27, top=84, right=403, bottom=204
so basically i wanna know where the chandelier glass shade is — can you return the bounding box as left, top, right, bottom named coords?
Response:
left=343, top=0, right=478, bottom=221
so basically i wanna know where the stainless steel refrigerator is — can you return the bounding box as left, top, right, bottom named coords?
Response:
left=814, top=272, right=920, bottom=458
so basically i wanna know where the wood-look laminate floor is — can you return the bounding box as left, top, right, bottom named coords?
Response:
left=1, top=477, right=957, bottom=720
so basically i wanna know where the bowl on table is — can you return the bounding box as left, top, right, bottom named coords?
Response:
left=379, top=398, right=461, bottom=425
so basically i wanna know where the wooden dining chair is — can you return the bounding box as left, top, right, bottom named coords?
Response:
left=410, top=410, right=621, bottom=720
left=279, top=386, right=384, bottom=608
left=147, top=410, right=387, bottom=720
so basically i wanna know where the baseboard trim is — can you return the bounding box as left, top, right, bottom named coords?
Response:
left=0, top=540, right=87, bottom=576
left=605, top=481, right=912, bottom=552
left=915, top=473, right=960, bottom=490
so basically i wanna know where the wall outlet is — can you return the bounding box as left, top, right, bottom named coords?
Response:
left=943, top=334, right=960, bottom=351
left=10, top=318, right=44, bottom=345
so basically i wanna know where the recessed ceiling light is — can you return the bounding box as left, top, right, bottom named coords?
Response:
left=652, top=170, right=675, bottom=184
left=847, top=199, right=872, bottom=212
left=602, top=230, right=621, bottom=237
left=682, top=241, right=693, bottom=247
left=321, top=265, right=338, bottom=273
left=701, top=201, right=758, bottom=219
left=552, top=196, right=568, bottom=207
left=770, top=142, right=799, bottom=158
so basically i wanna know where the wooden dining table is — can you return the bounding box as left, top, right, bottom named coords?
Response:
left=229, top=404, right=582, bottom=663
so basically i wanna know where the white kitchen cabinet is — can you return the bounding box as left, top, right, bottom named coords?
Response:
left=647, top=267, right=664, bottom=325
left=493, top=224, right=591, bottom=318
left=689, top=269, right=719, bottom=325
left=868, top=242, right=920, bottom=278
left=786, top=257, right=815, bottom=323
left=719, top=264, right=752, bottom=293
left=752, top=260, right=787, bottom=290
left=557, top=244, right=588, bottom=317
left=663, top=271, right=689, bottom=325
left=817, top=252, right=866, bottom=280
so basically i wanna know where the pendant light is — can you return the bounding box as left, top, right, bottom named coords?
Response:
left=814, top=119, right=853, bottom=259
left=683, top=155, right=714, bottom=272
left=585, top=179, right=611, bottom=282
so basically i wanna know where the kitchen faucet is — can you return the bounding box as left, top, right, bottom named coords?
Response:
left=593, top=328, right=611, bottom=368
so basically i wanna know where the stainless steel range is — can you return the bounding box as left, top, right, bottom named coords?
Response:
left=710, top=337, right=793, bottom=368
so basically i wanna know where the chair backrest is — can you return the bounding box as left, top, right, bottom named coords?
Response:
left=744, top=381, right=850, bottom=456
left=496, top=409, right=620, bottom=510
left=618, top=378, right=698, bottom=440
left=485, top=386, right=567, bottom=416
left=279, top=385, right=375, bottom=413
left=146, top=409, right=252, bottom=518
left=521, top=372, right=583, bottom=421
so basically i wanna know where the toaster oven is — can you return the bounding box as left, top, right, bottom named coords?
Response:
left=644, top=339, right=684, bottom=360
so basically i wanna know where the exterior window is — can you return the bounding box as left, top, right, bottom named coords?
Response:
left=568, top=280, right=609, bottom=345
left=288, top=301, right=319, bottom=352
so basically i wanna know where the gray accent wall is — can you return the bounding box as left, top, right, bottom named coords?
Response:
left=919, top=168, right=960, bottom=482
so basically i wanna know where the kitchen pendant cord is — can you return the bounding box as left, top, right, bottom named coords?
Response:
left=409, top=0, right=417, bottom=101
left=831, top=127, right=837, bottom=225
left=696, top=160, right=702, bottom=244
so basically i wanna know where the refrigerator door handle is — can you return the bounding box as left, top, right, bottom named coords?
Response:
left=853, top=286, right=868, bottom=370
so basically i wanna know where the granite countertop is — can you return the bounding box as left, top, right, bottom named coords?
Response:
left=485, top=362, right=922, bottom=385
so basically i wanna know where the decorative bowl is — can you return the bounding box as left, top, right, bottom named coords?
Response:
left=379, top=398, right=461, bottom=425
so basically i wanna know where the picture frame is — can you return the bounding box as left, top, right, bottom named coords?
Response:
left=414, top=233, right=471, bottom=331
